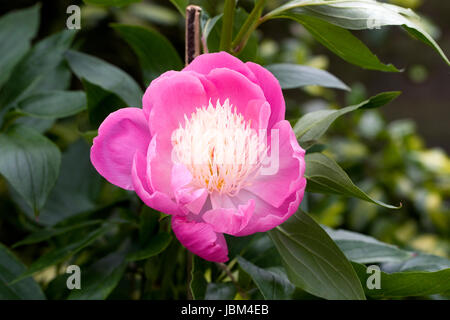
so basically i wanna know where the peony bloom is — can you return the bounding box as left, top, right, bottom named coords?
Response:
left=90, top=52, right=306, bottom=262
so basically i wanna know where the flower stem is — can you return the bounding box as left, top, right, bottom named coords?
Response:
left=220, top=0, right=236, bottom=52
left=231, top=0, right=266, bottom=54
left=185, top=5, right=202, bottom=65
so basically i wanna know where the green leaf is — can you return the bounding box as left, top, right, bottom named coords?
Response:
left=0, top=243, right=45, bottom=300
left=279, top=13, right=399, bottom=72
left=305, top=152, right=400, bottom=209
left=0, top=126, right=61, bottom=215
left=352, top=261, right=450, bottom=298
left=33, top=62, right=72, bottom=92
left=11, top=139, right=101, bottom=226
left=83, top=0, right=141, bottom=6
left=112, top=24, right=183, bottom=85
left=0, top=4, right=40, bottom=89
left=237, top=256, right=295, bottom=300
left=190, top=256, right=210, bottom=300
left=294, top=91, right=401, bottom=147
left=267, top=0, right=449, bottom=66
left=139, top=207, right=160, bottom=245
left=325, top=228, right=413, bottom=264
left=16, top=91, right=86, bottom=119
left=126, top=233, right=172, bottom=261
left=323, top=227, right=450, bottom=297
left=67, top=251, right=127, bottom=300
left=268, top=211, right=366, bottom=300
left=169, top=0, right=188, bottom=16
left=205, top=283, right=236, bottom=300
left=65, top=50, right=142, bottom=107
left=81, top=79, right=128, bottom=127
left=300, top=0, right=450, bottom=66
left=13, top=224, right=112, bottom=283
left=0, top=30, right=77, bottom=115
left=266, top=63, right=350, bottom=91
left=12, top=220, right=103, bottom=248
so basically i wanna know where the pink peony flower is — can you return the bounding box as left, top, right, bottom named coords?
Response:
left=90, top=52, right=306, bottom=262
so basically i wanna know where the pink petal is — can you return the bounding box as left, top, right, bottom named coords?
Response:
left=245, top=120, right=306, bottom=208
left=184, top=51, right=258, bottom=83
left=142, top=70, right=178, bottom=119
left=243, top=99, right=271, bottom=130
left=172, top=216, right=229, bottom=262
left=171, top=162, right=208, bottom=215
left=90, top=107, right=150, bottom=190
left=246, top=62, right=285, bottom=129
left=131, top=151, right=181, bottom=215
left=204, top=68, right=266, bottom=113
left=147, top=134, right=174, bottom=197
left=233, top=182, right=306, bottom=236
left=146, top=71, right=210, bottom=140
left=203, top=193, right=254, bottom=235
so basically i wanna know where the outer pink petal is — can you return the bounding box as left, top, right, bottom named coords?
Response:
left=245, top=120, right=306, bottom=208
left=146, top=71, right=210, bottom=139
left=184, top=51, right=258, bottom=83
left=142, top=70, right=178, bottom=119
left=172, top=216, right=229, bottom=262
left=246, top=62, right=286, bottom=129
left=204, top=68, right=266, bottom=113
left=233, top=181, right=306, bottom=236
left=202, top=194, right=254, bottom=235
left=131, top=151, right=181, bottom=215
left=90, top=107, right=150, bottom=190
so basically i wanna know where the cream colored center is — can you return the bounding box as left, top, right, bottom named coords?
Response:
left=171, top=99, right=266, bottom=196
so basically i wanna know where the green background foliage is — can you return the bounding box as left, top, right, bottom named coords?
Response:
left=0, top=0, right=449, bottom=300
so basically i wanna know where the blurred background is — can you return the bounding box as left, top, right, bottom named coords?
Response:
left=0, top=0, right=448, bottom=298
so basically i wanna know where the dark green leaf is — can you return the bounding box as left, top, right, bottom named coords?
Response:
left=269, top=211, right=366, bottom=300
left=294, top=91, right=401, bottom=147
left=12, top=139, right=101, bottom=226
left=169, top=0, right=188, bottom=16
left=0, top=126, right=61, bottom=215
left=205, top=283, right=236, bottom=300
left=13, top=220, right=103, bottom=248
left=81, top=79, right=128, bottom=127
left=237, top=256, right=295, bottom=300
left=112, top=24, right=183, bottom=85
left=33, top=62, right=72, bottom=92
left=325, top=228, right=413, bottom=264
left=126, top=233, right=172, bottom=261
left=353, top=261, right=450, bottom=298
left=279, top=13, right=399, bottom=72
left=0, top=30, right=77, bottom=115
left=190, top=256, right=210, bottom=300
left=17, top=91, right=86, bottom=119
left=305, top=152, right=400, bottom=209
left=83, top=0, right=141, bottom=6
left=267, top=1, right=449, bottom=66
left=13, top=224, right=112, bottom=282
left=0, top=243, right=45, bottom=300
left=65, top=50, right=142, bottom=107
left=266, top=63, right=350, bottom=91
left=0, top=4, right=40, bottom=89
left=67, top=251, right=128, bottom=300
left=301, top=1, right=450, bottom=66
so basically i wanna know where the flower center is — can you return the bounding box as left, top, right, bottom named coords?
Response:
left=171, top=99, right=266, bottom=196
